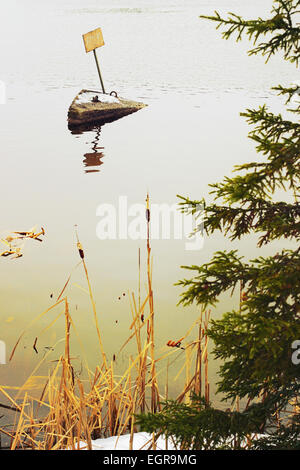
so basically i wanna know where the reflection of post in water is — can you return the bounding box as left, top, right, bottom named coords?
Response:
left=83, top=126, right=104, bottom=174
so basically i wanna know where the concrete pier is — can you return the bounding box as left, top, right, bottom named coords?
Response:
left=68, top=89, right=147, bottom=130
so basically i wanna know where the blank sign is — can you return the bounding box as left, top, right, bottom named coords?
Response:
left=83, top=28, right=105, bottom=53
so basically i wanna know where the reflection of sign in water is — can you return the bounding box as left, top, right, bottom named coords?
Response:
left=83, top=152, right=104, bottom=173
left=82, top=27, right=106, bottom=94
left=83, top=126, right=105, bottom=174
left=0, top=340, right=6, bottom=364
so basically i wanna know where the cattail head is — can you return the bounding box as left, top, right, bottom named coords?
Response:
left=146, top=193, right=150, bottom=222
left=77, top=242, right=84, bottom=259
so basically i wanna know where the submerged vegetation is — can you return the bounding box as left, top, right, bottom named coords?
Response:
left=0, top=227, right=45, bottom=259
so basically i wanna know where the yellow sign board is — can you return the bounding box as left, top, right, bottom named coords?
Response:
left=83, top=28, right=105, bottom=53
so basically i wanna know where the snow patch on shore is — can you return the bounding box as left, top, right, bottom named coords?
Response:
left=76, top=432, right=176, bottom=450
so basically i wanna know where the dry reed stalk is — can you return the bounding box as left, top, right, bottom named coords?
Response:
left=146, top=193, right=160, bottom=414
left=75, top=227, right=108, bottom=371
left=173, top=310, right=210, bottom=405
left=1, top=300, right=208, bottom=450
left=1, top=203, right=214, bottom=450
left=9, top=298, right=66, bottom=362
left=184, top=346, right=192, bottom=405
left=129, top=291, right=149, bottom=414
left=204, top=310, right=210, bottom=405
left=194, top=314, right=203, bottom=397
left=10, top=393, right=29, bottom=450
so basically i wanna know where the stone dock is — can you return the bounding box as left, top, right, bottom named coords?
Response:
left=68, top=89, right=147, bottom=130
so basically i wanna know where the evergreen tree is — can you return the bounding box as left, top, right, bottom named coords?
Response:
left=137, top=1, right=300, bottom=449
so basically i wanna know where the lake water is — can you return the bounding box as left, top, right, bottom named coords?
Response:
left=0, top=0, right=297, bottom=406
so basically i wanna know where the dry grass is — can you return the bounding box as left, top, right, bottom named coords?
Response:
left=0, top=199, right=212, bottom=450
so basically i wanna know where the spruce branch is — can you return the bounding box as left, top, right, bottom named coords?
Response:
left=200, top=1, right=300, bottom=64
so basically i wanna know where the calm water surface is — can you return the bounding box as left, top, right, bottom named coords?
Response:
left=0, top=0, right=297, bottom=403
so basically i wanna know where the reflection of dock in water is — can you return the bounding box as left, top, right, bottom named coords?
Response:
left=83, top=126, right=105, bottom=174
